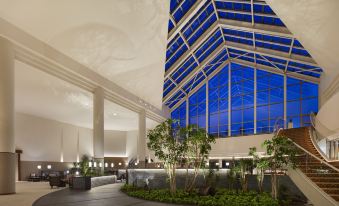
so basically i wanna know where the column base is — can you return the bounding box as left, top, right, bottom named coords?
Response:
left=0, top=152, right=16, bottom=194
left=93, top=158, right=104, bottom=175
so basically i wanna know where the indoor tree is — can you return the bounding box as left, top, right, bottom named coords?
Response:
left=183, top=125, right=215, bottom=192
left=147, top=119, right=186, bottom=194
left=233, top=158, right=252, bottom=192
left=262, top=135, right=298, bottom=199
left=249, top=147, right=269, bottom=193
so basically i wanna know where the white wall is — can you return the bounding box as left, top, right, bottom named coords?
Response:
left=316, top=91, right=339, bottom=132
left=126, top=130, right=138, bottom=161
left=104, top=130, right=127, bottom=157
left=210, top=134, right=272, bottom=158
left=15, top=113, right=93, bottom=161
left=15, top=113, right=132, bottom=162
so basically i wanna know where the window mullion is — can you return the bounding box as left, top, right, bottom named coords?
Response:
left=228, top=63, right=232, bottom=137
left=254, top=67, right=257, bottom=134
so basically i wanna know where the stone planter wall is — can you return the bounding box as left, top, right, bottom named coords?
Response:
left=91, top=175, right=117, bottom=188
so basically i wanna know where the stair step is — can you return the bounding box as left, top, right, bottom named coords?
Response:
left=310, top=177, right=339, bottom=182
left=323, top=188, right=339, bottom=195
left=314, top=182, right=339, bottom=188
left=305, top=173, right=339, bottom=177
left=281, top=127, right=339, bottom=202
left=330, top=194, right=339, bottom=201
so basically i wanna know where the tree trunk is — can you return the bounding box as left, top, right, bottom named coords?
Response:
left=170, top=165, right=176, bottom=194
left=187, top=166, right=198, bottom=192
left=258, top=169, right=264, bottom=193
left=184, top=163, right=189, bottom=191
left=271, top=173, right=277, bottom=199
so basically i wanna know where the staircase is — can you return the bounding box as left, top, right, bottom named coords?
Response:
left=280, top=127, right=339, bottom=203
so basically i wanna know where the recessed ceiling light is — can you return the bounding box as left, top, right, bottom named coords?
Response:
left=113, top=113, right=117, bottom=116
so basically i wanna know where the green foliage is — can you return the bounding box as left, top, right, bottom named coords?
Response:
left=262, top=134, right=298, bottom=199
left=73, top=155, right=91, bottom=176
left=263, top=135, right=297, bottom=170
left=147, top=119, right=186, bottom=166
left=233, top=159, right=252, bottom=192
left=121, top=185, right=279, bottom=206
left=203, top=168, right=219, bottom=190
left=147, top=119, right=187, bottom=194
left=183, top=125, right=216, bottom=192
left=226, top=166, right=237, bottom=190
left=249, top=147, right=269, bottom=193
left=147, top=120, right=216, bottom=194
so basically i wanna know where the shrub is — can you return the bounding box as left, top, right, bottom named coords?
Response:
left=121, top=185, right=279, bottom=206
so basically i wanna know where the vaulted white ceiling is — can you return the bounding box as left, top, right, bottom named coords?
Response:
left=15, top=60, right=158, bottom=131
left=0, top=0, right=169, bottom=109
left=266, top=0, right=339, bottom=92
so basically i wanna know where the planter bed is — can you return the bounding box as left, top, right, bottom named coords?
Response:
left=121, top=184, right=279, bottom=206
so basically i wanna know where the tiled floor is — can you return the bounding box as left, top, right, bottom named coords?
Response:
left=0, top=181, right=61, bottom=206
left=33, top=183, right=185, bottom=206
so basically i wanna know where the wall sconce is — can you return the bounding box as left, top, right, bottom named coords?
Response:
left=47, top=165, right=52, bottom=169
left=111, top=163, right=114, bottom=168
left=99, top=162, right=102, bottom=168
left=105, top=163, right=108, bottom=168
left=75, top=171, right=79, bottom=176
left=89, top=162, right=92, bottom=167
left=118, top=162, right=122, bottom=166
left=93, top=162, right=97, bottom=168
left=125, top=162, right=128, bottom=166
left=37, top=165, right=42, bottom=170
left=134, top=162, right=138, bottom=166
left=66, top=170, right=70, bottom=174
left=225, top=162, right=230, bottom=166
left=215, top=162, right=220, bottom=166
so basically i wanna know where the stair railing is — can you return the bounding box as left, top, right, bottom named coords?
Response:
left=273, top=120, right=339, bottom=171
left=290, top=133, right=339, bottom=173
left=310, top=113, right=339, bottom=161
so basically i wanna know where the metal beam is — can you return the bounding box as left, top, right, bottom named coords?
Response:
left=169, top=59, right=229, bottom=111
left=168, top=0, right=208, bottom=43
left=231, top=58, right=320, bottom=84
left=166, top=20, right=296, bottom=79
left=215, top=0, right=266, bottom=6
left=219, top=18, right=291, bottom=36
left=165, top=21, right=219, bottom=79
left=164, top=43, right=226, bottom=102
left=225, top=42, right=318, bottom=66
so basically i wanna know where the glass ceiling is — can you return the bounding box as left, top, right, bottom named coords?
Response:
left=164, top=0, right=322, bottom=109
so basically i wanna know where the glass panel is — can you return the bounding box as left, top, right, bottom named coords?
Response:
left=302, top=98, right=318, bottom=114
left=189, top=84, right=206, bottom=128
left=257, top=105, right=269, bottom=120
left=208, top=65, right=229, bottom=137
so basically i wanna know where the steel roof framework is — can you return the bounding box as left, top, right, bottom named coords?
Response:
left=164, top=0, right=322, bottom=110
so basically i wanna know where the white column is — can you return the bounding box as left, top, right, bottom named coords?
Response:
left=283, top=74, right=287, bottom=128
left=0, top=37, right=15, bottom=194
left=138, top=109, right=146, bottom=168
left=93, top=87, right=104, bottom=174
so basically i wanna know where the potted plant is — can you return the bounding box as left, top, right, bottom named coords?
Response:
left=71, top=155, right=92, bottom=190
